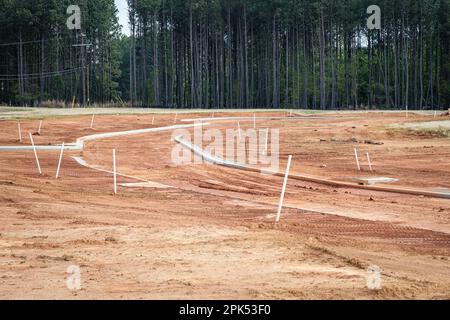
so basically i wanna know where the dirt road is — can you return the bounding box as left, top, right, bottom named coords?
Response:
left=0, top=110, right=449, bottom=299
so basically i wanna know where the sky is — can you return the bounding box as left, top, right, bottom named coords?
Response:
left=114, top=0, right=130, bottom=35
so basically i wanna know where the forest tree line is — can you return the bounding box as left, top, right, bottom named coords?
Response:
left=0, top=0, right=121, bottom=106
left=0, top=0, right=449, bottom=110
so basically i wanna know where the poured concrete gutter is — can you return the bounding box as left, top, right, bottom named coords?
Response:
left=0, top=123, right=206, bottom=186
left=0, top=123, right=206, bottom=152
left=0, top=144, right=81, bottom=151
left=2, top=116, right=448, bottom=199
left=72, top=156, right=150, bottom=183
left=174, top=136, right=450, bottom=200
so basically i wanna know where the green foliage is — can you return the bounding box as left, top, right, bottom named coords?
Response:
left=120, top=0, right=450, bottom=109
left=0, top=0, right=449, bottom=109
left=0, top=0, right=121, bottom=106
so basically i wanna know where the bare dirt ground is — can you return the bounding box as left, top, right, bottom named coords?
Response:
left=0, top=109, right=449, bottom=300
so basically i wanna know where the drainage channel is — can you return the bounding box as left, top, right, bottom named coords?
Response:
left=0, top=123, right=207, bottom=152
left=174, top=135, right=450, bottom=200
left=0, top=123, right=207, bottom=186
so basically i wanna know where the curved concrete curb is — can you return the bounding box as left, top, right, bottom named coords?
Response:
left=72, top=156, right=149, bottom=183
left=175, top=135, right=248, bottom=169
left=0, top=123, right=207, bottom=152
left=0, top=144, right=81, bottom=151
left=175, top=136, right=450, bottom=200
left=0, top=123, right=207, bottom=187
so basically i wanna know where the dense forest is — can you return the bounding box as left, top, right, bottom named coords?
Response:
left=0, top=0, right=449, bottom=110
left=0, top=0, right=121, bottom=106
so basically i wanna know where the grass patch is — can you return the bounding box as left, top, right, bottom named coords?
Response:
left=408, top=127, right=450, bottom=138
left=388, top=126, right=450, bottom=139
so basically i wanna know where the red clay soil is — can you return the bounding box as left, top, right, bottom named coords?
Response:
left=0, top=111, right=449, bottom=299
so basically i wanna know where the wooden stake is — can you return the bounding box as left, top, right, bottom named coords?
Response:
left=354, top=148, right=361, bottom=171
left=238, top=121, right=242, bottom=140
left=90, top=114, right=95, bottom=129
left=366, top=152, right=373, bottom=172
left=113, top=149, right=117, bottom=194
left=18, top=122, right=22, bottom=142
left=276, top=155, right=292, bottom=223
left=38, top=120, right=42, bottom=134
left=56, top=142, right=65, bottom=179
left=29, top=133, right=42, bottom=175
left=244, top=139, right=248, bottom=161
left=264, top=128, right=269, bottom=155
